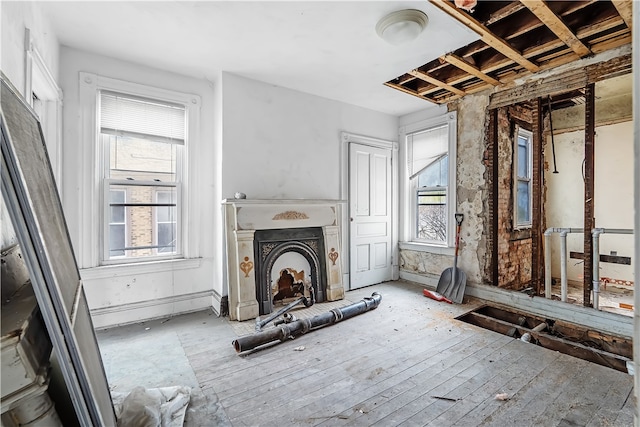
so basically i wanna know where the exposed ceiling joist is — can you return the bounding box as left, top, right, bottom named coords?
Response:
left=520, top=0, right=592, bottom=57
left=386, top=1, right=632, bottom=106
left=409, top=69, right=466, bottom=96
left=611, top=0, right=633, bottom=30
left=442, top=53, right=501, bottom=86
left=430, top=0, right=540, bottom=73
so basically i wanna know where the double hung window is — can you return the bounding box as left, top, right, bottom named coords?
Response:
left=406, top=113, right=457, bottom=246
left=100, top=91, right=184, bottom=262
left=514, top=127, right=532, bottom=228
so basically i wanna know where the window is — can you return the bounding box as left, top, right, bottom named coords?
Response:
left=514, top=127, right=532, bottom=228
left=100, top=91, right=185, bottom=262
left=405, top=113, right=457, bottom=246
left=155, top=190, right=177, bottom=254
left=108, top=189, right=126, bottom=257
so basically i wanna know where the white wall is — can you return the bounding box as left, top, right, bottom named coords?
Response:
left=0, top=1, right=59, bottom=99
left=1, top=1, right=59, bottom=249
left=219, top=72, right=398, bottom=200
left=545, top=121, right=634, bottom=286
left=59, top=47, right=218, bottom=328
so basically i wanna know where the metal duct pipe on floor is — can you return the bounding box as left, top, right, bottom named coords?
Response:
left=544, top=228, right=583, bottom=300
left=233, top=292, right=382, bottom=353
left=592, top=228, right=633, bottom=310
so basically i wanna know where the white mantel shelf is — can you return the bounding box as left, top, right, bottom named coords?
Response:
left=223, top=199, right=346, bottom=321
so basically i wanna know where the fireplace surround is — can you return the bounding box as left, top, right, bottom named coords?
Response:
left=223, top=199, right=345, bottom=321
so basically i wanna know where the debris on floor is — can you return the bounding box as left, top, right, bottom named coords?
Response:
left=112, top=386, right=191, bottom=427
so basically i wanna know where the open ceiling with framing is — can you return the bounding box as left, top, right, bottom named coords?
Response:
left=385, top=0, right=633, bottom=105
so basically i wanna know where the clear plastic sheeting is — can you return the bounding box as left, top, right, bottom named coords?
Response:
left=112, top=386, right=191, bottom=427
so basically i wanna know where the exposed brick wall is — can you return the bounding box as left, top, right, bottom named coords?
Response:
left=494, top=107, right=533, bottom=290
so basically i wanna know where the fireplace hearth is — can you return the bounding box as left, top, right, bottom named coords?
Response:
left=223, top=199, right=345, bottom=321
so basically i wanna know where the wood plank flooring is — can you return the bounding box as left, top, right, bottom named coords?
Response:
left=97, top=280, right=633, bottom=426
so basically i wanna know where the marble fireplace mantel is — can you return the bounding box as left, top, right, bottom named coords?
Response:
left=223, top=199, right=345, bottom=321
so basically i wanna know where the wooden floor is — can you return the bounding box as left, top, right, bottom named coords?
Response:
left=97, top=281, right=634, bottom=426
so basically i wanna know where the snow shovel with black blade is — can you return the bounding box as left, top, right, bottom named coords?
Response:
left=436, top=213, right=467, bottom=303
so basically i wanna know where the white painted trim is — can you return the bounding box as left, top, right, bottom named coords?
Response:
left=90, top=289, right=215, bottom=329
left=79, top=258, right=201, bottom=280
left=78, top=72, right=201, bottom=267
left=400, top=272, right=633, bottom=338
left=24, top=28, right=64, bottom=195
left=340, top=132, right=400, bottom=285
left=399, top=112, right=458, bottom=248
left=399, top=241, right=455, bottom=256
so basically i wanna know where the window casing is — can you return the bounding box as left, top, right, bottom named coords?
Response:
left=99, top=91, right=185, bottom=264
left=404, top=113, right=457, bottom=247
left=514, top=127, right=533, bottom=228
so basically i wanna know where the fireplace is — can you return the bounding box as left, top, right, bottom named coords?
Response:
left=254, top=227, right=326, bottom=315
left=223, top=199, right=345, bottom=321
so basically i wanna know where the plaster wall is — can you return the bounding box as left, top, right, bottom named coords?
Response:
left=219, top=72, right=398, bottom=200
left=398, top=92, right=489, bottom=285
left=0, top=1, right=58, bottom=100
left=544, top=120, right=634, bottom=286
left=1, top=1, right=59, bottom=249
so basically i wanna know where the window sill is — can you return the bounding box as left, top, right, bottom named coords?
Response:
left=399, top=241, right=455, bottom=256
left=80, top=258, right=202, bottom=280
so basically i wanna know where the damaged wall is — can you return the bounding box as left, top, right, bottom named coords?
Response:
left=494, top=106, right=533, bottom=290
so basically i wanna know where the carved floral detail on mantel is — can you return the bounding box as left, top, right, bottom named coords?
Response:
left=328, top=248, right=339, bottom=266
left=273, top=210, right=309, bottom=220
left=240, top=256, right=254, bottom=278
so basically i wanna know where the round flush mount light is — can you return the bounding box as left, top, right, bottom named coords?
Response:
left=376, top=9, right=429, bottom=45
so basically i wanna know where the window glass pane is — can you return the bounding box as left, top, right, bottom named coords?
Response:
left=110, top=190, right=125, bottom=223
left=410, top=125, right=448, bottom=176
left=109, top=224, right=125, bottom=257
left=108, top=184, right=177, bottom=258
left=517, top=180, right=530, bottom=224
left=517, top=139, right=528, bottom=177
left=157, top=223, right=176, bottom=253
left=418, top=155, right=448, bottom=188
left=417, top=188, right=447, bottom=242
left=107, top=134, right=177, bottom=181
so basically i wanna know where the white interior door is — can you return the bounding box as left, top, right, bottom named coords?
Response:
left=349, top=143, right=392, bottom=289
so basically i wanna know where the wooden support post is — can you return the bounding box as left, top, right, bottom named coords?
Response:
left=532, top=98, right=544, bottom=295
left=583, top=83, right=596, bottom=307
left=489, top=109, right=499, bottom=286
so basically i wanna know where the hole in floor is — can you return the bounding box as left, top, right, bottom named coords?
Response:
left=456, top=304, right=632, bottom=373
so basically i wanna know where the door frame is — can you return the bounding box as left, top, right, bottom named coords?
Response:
left=340, top=132, right=399, bottom=290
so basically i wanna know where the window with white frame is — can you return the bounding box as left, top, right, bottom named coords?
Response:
left=514, top=127, right=532, bottom=228
left=100, top=91, right=185, bottom=262
left=406, top=113, right=457, bottom=246
left=108, top=189, right=127, bottom=258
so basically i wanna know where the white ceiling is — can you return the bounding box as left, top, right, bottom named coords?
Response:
left=39, top=1, right=479, bottom=116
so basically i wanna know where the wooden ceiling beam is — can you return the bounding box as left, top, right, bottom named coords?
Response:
left=442, top=53, right=501, bottom=86
left=520, top=0, right=591, bottom=57
left=409, top=69, right=466, bottom=96
left=610, top=0, right=633, bottom=31
left=429, top=0, right=540, bottom=73
left=383, top=82, right=436, bottom=103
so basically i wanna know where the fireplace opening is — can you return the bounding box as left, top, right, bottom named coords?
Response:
left=254, top=227, right=327, bottom=315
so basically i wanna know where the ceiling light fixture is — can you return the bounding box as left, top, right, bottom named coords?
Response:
left=376, top=9, right=428, bottom=45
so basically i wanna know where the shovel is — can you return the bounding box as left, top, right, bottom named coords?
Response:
left=436, top=213, right=467, bottom=303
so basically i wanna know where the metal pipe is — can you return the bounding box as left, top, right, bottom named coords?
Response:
left=543, top=228, right=584, bottom=301
left=544, top=232, right=552, bottom=298
left=591, top=228, right=634, bottom=311
left=254, top=287, right=315, bottom=332
left=560, top=230, right=568, bottom=302
left=233, top=292, right=382, bottom=353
